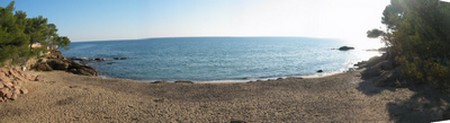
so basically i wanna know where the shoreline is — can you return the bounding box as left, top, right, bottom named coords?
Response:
left=94, top=66, right=359, bottom=84
left=1, top=67, right=419, bottom=122
left=3, top=54, right=442, bottom=122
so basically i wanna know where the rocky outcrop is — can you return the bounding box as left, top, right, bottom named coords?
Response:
left=0, top=68, right=37, bottom=102
left=67, top=62, right=98, bottom=76
left=357, top=53, right=402, bottom=87
left=316, top=70, right=324, bottom=73
left=34, top=50, right=98, bottom=76
left=338, top=46, right=355, bottom=51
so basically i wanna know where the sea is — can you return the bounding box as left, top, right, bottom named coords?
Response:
left=61, top=37, right=383, bottom=82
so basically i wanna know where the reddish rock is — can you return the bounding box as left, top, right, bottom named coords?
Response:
left=5, top=91, right=13, bottom=99
left=13, top=89, right=21, bottom=95
left=34, top=75, right=41, bottom=81
left=0, top=88, right=9, bottom=95
left=3, top=82, right=13, bottom=88
left=10, top=94, right=18, bottom=100
left=20, top=88, right=28, bottom=94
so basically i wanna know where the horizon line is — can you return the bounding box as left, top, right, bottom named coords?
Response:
left=73, top=36, right=344, bottom=43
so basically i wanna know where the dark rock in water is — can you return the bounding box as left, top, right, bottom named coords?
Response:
left=36, top=62, right=53, bottom=71
left=338, top=46, right=355, bottom=51
left=317, top=70, right=323, bottom=73
left=277, top=77, right=283, bottom=80
left=94, top=58, right=105, bottom=61
left=47, top=60, right=69, bottom=70
left=174, top=80, right=193, bottom=84
left=67, top=62, right=98, bottom=76
left=113, top=57, right=127, bottom=60
left=69, top=57, right=89, bottom=62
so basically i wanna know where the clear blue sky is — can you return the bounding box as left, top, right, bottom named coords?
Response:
left=1, top=0, right=392, bottom=42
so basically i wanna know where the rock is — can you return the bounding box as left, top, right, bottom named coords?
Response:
left=34, top=75, right=41, bottom=81
left=317, top=70, right=323, bottom=73
left=5, top=91, right=13, bottom=99
left=152, top=80, right=168, bottom=84
left=3, top=82, right=13, bottom=88
left=113, top=57, right=127, bottom=60
left=69, top=57, right=89, bottom=62
left=0, top=88, right=10, bottom=95
left=47, top=60, right=69, bottom=70
left=10, top=94, right=18, bottom=100
left=68, top=62, right=98, bottom=76
left=338, top=46, right=355, bottom=51
left=277, top=77, right=283, bottom=80
left=36, top=62, right=53, bottom=71
left=174, top=80, right=194, bottom=84
left=20, top=88, right=28, bottom=94
left=94, top=58, right=105, bottom=61
left=13, top=89, right=21, bottom=95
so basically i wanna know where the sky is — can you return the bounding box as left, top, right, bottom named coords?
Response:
left=0, top=0, right=394, bottom=42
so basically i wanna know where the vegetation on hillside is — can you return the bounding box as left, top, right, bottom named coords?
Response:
left=368, top=0, right=450, bottom=91
left=0, top=1, right=70, bottom=66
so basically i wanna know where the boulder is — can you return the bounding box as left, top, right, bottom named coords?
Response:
left=36, top=62, right=53, bottom=71
left=66, top=62, right=98, bottom=76
left=47, top=60, right=69, bottom=70
left=338, top=46, right=355, bottom=51
left=317, top=70, right=323, bottom=73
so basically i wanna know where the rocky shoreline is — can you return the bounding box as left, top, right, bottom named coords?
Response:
left=0, top=68, right=35, bottom=102
left=34, top=50, right=98, bottom=76
left=1, top=51, right=448, bottom=122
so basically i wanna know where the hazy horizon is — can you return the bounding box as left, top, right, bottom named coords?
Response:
left=1, top=0, right=392, bottom=42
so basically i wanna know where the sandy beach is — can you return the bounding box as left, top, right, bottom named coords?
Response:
left=2, top=68, right=445, bottom=122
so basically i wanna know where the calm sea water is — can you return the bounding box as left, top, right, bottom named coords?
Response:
left=62, top=37, right=383, bottom=82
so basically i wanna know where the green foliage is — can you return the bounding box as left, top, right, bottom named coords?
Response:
left=0, top=1, right=71, bottom=66
left=367, top=29, right=385, bottom=38
left=369, top=0, right=450, bottom=91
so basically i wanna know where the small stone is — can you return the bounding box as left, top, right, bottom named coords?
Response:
left=317, top=70, right=323, bottom=73
left=3, top=82, right=13, bottom=88
left=34, top=75, right=41, bottom=81
left=20, top=88, right=28, bottom=94
left=0, top=88, right=9, bottom=95
left=13, top=89, right=21, bottom=95
left=10, top=94, right=18, bottom=100
left=5, top=92, right=13, bottom=99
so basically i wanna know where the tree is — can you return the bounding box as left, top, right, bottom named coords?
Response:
left=0, top=1, right=71, bottom=66
left=368, top=0, right=450, bottom=91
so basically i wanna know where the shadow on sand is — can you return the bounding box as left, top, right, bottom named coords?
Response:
left=355, top=54, right=450, bottom=123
